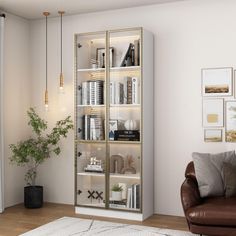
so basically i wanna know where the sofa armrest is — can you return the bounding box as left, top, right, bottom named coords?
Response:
left=181, top=177, right=202, bottom=213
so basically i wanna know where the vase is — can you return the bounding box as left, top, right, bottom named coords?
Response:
left=24, top=185, right=43, bottom=208
left=111, top=191, right=122, bottom=201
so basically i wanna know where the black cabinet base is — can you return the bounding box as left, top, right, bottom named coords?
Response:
left=24, top=186, right=43, bottom=208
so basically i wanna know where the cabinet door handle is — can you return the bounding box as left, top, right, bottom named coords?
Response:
left=78, top=152, right=82, bottom=157
left=78, top=128, right=82, bottom=133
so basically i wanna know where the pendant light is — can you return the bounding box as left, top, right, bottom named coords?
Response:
left=58, top=11, right=65, bottom=93
left=43, top=12, right=50, bottom=111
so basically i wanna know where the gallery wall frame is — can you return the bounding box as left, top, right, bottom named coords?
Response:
left=204, top=129, right=222, bottom=142
left=225, top=100, right=236, bottom=142
left=202, top=98, right=224, bottom=128
left=202, top=67, right=233, bottom=97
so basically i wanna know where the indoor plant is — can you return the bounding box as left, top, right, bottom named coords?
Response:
left=111, top=184, right=123, bottom=201
left=9, top=108, right=73, bottom=208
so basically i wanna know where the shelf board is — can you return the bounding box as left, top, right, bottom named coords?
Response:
left=77, top=68, right=105, bottom=72
left=110, top=104, right=140, bottom=108
left=110, top=66, right=140, bottom=71
left=77, top=172, right=140, bottom=179
left=77, top=104, right=105, bottom=108
left=75, top=139, right=106, bottom=144
left=77, top=172, right=105, bottom=177
left=109, top=141, right=141, bottom=145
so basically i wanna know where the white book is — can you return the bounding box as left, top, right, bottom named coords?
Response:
left=123, top=77, right=128, bottom=104
left=134, top=184, right=137, bottom=209
left=132, top=77, right=139, bottom=104
left=127, top=187, right=132, bottom=208
left=90, top=117, right=96, bottom=140
left=82, top=82, right=88, bottom=105
left=110, top=81, right=115, bottom=104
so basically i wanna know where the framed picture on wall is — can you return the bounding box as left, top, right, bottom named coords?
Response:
left=202, top=67, right=233, bottom=97
left=202, top=99, right=224, bottom=127
left=225, top=101, right=236, bottom=142
left=204, top=129, right=222, bottom=142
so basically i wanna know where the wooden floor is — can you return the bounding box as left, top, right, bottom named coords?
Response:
left=0, top=203, right=188, bottom=236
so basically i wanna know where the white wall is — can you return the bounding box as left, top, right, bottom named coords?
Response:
left=4, top=13, right=31, bottom=207
left=29, top=0, right=236, bottom=216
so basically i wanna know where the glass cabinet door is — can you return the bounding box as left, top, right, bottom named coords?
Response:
left=75, top=32, right=107, bottom=208
left=75, top=28, right=143, bottom=211
left=107, top=29, right=142, bottom=211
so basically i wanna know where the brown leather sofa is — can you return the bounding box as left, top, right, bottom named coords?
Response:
left=181, top=162, right=236, bottom=236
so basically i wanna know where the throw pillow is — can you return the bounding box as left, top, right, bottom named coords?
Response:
left=223, top=162, right=236, bottom=198
left=192, top=151, right=236, bottom=198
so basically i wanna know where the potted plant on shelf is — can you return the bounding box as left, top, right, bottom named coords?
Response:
left=111, top=184, right=123, bottom=201
left=9, top=108, right=73, bottom=209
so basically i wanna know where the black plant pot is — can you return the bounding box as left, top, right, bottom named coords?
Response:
left=24, top=186, right=43, bottom=209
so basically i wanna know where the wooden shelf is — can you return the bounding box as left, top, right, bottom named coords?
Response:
left=75, top=139, right=106, bottom=144
left=110, top=104, right=140, bottom=108
left=77, top=172, right=140, bottom=179
left=77, top=68, right=105, bottom=72
left=110, top=66, right=140, bottom=71
left=77, top=104, right=105, bottom=108
left=109, top=140, right=141, bottom=145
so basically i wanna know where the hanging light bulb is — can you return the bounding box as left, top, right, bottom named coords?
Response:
left=43, top=12, right=50, bottom=111
left=58, top=11, right=65, bottom=94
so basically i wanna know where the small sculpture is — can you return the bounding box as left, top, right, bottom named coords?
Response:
left=121, top=155, right=136, bottom=174
left=124, top=120, right=137, bottom=130
left=110, top=155, right=124, bottom=174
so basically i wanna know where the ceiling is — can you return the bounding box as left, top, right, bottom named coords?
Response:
left=0, top=0, right=185, bottom=20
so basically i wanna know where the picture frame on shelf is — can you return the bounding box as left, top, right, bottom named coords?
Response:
left=109, top=119, right=118, bottom=140
left=202, top=67, right=233, bottom=97
left=225, top=101, right=236, bottom=142
left=202, top=98, right=224, bottom=127
left=204, top=129, right=222, bottom=142
left=96, top=47, right=114, bottom=68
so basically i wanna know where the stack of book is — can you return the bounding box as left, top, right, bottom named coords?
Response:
left=107, top=200, right=127, bottom=208
left=83, top=115, right=104, bottom=140
left=110, top=77, right=139, bottom=105
left=81, top=80, right=104, bottom=105
left=114, top=130, right=140, bottom=141
left=127, top=184, right=140, bottom=209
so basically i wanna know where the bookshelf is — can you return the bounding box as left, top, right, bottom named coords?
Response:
left=75, top=27, right=153, bottom=221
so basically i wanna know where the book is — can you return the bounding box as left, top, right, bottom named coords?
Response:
left=114, top=130, right=140, bottom=141
left=110, top=81, right=115, bottom=104
left=81, top=80, right=104, bottom=105
left=120, top=43, right=133, bottom=67
left=134, top=40, right=140, bottom=66
left=115, top=82, right=124, bottom=104
left=82, top=82, right=89, bottom=105
left=127, top=187, right=132, bottom=208
left=136, top=184, right=140, bottom=209
left=132, top=77, right=139, bottom=104
left=127, top=77, right=132, bottom=104
left=83, top=115, right=104, bottom=140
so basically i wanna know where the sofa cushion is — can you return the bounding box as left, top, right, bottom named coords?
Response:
left=192, top=151, right=236, bottom=198
left=186, top=197, right=236, bottom=226
left=223, top=162, right=236, bottom=198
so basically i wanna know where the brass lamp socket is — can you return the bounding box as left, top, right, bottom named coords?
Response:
left=43, top=12, right=50, bottom=17
left=44, top=90, right=48, bottom=105
left=60, top=73, right=64, bottom=88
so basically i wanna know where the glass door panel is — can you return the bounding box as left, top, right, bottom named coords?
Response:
left=76, top=143, right=106, bottom=208
left=107, top=29, right=142, bottom=211
left=76, top=32, right=107, bottom=208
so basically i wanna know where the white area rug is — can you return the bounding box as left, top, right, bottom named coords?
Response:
left=20, top=216, right=196, bottom=236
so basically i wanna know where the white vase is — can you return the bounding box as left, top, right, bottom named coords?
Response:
left=111, top=191, right=122, bottom=201
left=124, top=120, right=137, bottom=130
